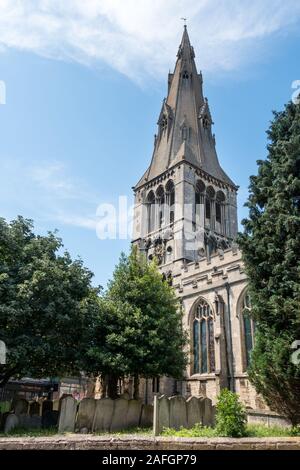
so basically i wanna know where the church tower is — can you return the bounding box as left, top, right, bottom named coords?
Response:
left=132, top=26, right=238, bottom=270
left=132, top=28, right=264, bottom=409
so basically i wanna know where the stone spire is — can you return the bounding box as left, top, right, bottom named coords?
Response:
left=135, top=26, right=235, bottom=189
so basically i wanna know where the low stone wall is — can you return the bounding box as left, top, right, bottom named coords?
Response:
left=153, top=395, right=214, bottom=435
left=247, top=410, right=291, bottom=428
left=0, top=435, right=300, bottom=450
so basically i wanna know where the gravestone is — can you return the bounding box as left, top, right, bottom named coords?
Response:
left=58, top=396, right=77, bottom=433
left=4, top=414, right=19, bottom=433
left=58, top=394, right=72, bottom=413
left=110, top=398, right=129, bottom=432
left=158, top=395, right=170, bottom=433
left=92, top=398, right=114, bottom=432
left=201, top=397, right=213, bottom=426
left=0, top=412, right=10, bottom=431
left=52, top=399, right=60, bottom=411
left=42, top=410, right=59, bottom=428
left=211, top=405, right=216, bottom=426
left=14, top=398, right=28, bottom=416
left=0, top=340, right=6, bottom=364
left=126, top=400, right=142, bottom=428
left=42, top=400, right=53, bottom=415
left=186, top=396, right=201, bottom=428
left=76, top=398, right=96, bottom=432
left=19, top=415, right=41, bottom=429
left=169, top=396, right=187, bottom=430
left=29, top=401, right=40, bottom=416
left=140, top=404, right=153, bottom=427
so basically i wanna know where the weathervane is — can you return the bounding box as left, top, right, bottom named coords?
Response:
left=181, top=17, right=187, bottom=27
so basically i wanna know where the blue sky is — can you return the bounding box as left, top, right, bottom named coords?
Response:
left=0, top=1, right=299, bottom=289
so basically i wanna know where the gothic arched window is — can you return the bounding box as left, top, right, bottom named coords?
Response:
left=240, top=291, right=255, bottom=370
left=166, top=180, right=175, bottom=224
left=216, top=190, right=226, bottom=233
left=192, top=299, right=215, bottom=374
left=147, top=191, right=155, bottom=233
left=205, top=186, right=215, bottom=228
left=182, top=71, right=189, bottom=79
left=156, top=185, right=165, bottom=229
left=195, top=180, right=205, bottom=226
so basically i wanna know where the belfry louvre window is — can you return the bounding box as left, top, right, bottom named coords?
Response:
left=216, top=202, right=221, bottom=223
left=156, top=186, right=165, bottom=229
left=205, top=198, right=211, bottom=220
left=147, top=191, right=155, bottom=233
left=166, top=180, right=175, bottom=224
left=193, top=299, right=215, bottom=374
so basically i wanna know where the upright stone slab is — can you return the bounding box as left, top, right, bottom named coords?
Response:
left=42, top=410, right=59, bottom=428
left=169, top=396, right=187, bottom=430
left=4, top=414, right=19, bottom=433
left=158, top=395, right=170, bottom=433
left=92, top=398, right=114, bottom=432
left=14, top=398, right=28, bottom=416
left=29, top=401, right=40, bottom=416
left=42, top=400, right=53, bottom=415
left=187, top=396, right=201, bottom=428
left=110, top=398, right=129, bottom=432
left=201, top=397, right=213, bottom=426
left=19, top=415, right=41, bottom=429
left=58, top=396, right=77, bottom=433
left=126, top=400, right=142, bottom=428
left=76, top=398, right=96, bottom=432
left=211, top=405, right=216, bottom=426
left=53, top=399, right=60, bottom=411
left=140, top=404, right=153, bottom=427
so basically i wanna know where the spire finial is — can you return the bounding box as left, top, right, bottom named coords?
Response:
left=181, top=17, right=187, bottom=27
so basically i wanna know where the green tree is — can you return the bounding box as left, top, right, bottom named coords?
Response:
left=238, top=102, right=300, bottom=424
left=0, top=216, right=99, bottom=387
left=215, top=389, right=247, bottom=437
left=84, top=247, right=187, bottom=398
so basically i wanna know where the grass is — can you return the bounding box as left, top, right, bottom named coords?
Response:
left=246, top=424, right=298, bottom=437
left=162, top=424, right=217, bottom=438
left=0, top=426, right=152, bottom=438
left=161, top=423, right=300, bottom=438
left=1, top=424, right=299, bottom=438
left=94, top=426, right=153, bottom=436
left=0, top=426, right=58, bottom=437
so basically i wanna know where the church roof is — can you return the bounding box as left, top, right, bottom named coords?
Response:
left=135, top=26, right=236, bottom=190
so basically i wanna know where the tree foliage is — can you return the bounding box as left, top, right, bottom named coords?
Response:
left=84, top=247, right=187, bottom=396
left=215, top=389, right=247, bottom=437
left=238, top=102, right=300, bottom=424
left=0, top=216, right=99, bottom=387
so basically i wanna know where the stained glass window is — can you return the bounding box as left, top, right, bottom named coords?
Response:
left=192, top=299, right=215, bottom=374
left=193, top=320, right=199, bottom=374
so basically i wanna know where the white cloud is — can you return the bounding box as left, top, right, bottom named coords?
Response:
left=29, top=162, right=74, bottom=194
left=55, top=213, right=98, bottom=230
left=0, top=0, right=299, bottom=82
left=0, top=158, right=100, bottom=230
